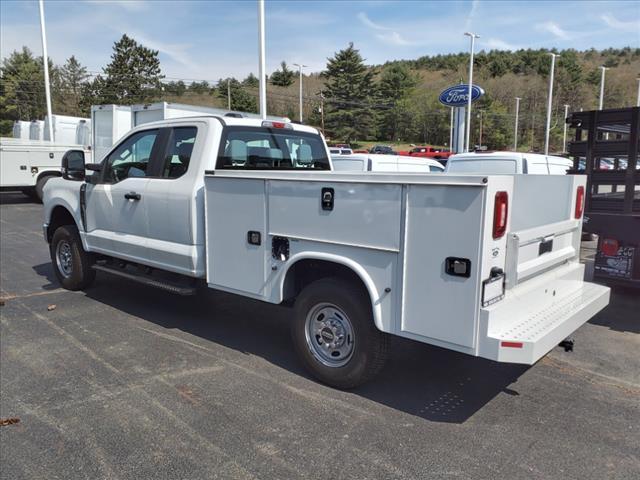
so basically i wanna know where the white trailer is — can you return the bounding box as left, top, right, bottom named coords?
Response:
left=91, top=105, right=132, bottom=163
left=131, top=101, right=290, bottom=127
left=44, top=114, right=89, bottom=144
left=42, top=116, right=610, bottom=388
left=0, top=138, right=90, bottom=201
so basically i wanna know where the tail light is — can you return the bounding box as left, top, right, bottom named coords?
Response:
left=493, top=191, right=509, bottom=239
left=574, top=186, right=585, bottom=219
left=600, top=238, right=619, bottom=257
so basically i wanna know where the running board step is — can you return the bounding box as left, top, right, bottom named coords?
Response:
left=92, top=264, right=197, bottom=296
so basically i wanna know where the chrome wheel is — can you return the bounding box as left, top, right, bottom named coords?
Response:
left=55, top=240, right=73, bottom=279
left=304, top=302, right=355, bottom=367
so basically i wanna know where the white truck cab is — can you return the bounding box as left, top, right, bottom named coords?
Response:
left=332, top=153, right=444, bottom=173
left=446, top=151, right=573, bottom=175
left=42, top=116, right=609, bottom=388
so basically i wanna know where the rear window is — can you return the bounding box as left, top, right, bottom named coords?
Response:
left=447, top=158, right=518, bottom=174
left=217, top=126, right=330, bottom=170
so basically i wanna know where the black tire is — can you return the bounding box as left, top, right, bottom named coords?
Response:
left=291, top=277, right=389, bottom=389
left=50, top=225, right=95, bottom=290
left=35, top=175, right=55, bottom=203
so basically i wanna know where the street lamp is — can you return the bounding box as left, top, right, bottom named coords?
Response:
left=598, top=66, right=608, bottom=110
left=544, top=52, right=559, bottom=155
left=514, top=97, right=521, bottom=150
left=464, top=32, right=480, bottom=152
left=293, top=63, right=308, bottom=123
left=257, top=0, right=267, bottom=119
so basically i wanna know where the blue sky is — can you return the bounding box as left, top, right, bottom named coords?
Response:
left=1, top=0, right=639, bottom=84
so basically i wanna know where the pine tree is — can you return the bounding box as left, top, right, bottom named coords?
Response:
left=323, top=43, right=376, bottom=143
left=217, top=78, right=257, bottom=113
left=55, top=56, right=89, bottom=115
left=376, top=64, right=417, bottom=141
left=95, top=34, right=164, bottom=104
left=242, top=73, right=259, bottom=88
left=270, top=61, right=295, bottom=87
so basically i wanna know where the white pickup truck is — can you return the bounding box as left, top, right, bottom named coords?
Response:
left=43, top=116, right=610, bottom=388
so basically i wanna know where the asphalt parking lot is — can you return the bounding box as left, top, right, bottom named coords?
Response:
left=1, top=191, right=638, bottom=480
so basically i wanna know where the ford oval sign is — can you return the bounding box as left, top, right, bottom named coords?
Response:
left=439, top=84, right=485, bottom=107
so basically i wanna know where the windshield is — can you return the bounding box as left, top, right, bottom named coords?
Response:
left=217, top=126, right=330, bottom=170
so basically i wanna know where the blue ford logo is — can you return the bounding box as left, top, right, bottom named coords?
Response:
left=439, top=84, right=485, bottom=107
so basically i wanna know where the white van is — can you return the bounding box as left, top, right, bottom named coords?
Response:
left=445, top=151, right=573, bottom=175
left=332, top=153, right=444, bottom=173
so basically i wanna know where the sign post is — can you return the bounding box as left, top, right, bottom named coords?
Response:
left=439, top=84, right=484, bottom=153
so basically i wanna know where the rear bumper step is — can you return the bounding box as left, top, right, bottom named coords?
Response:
left=478, top=264, right=610, bottom=364
left=92, top=264, right=197, bottom=296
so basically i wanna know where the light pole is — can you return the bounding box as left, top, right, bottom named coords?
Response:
left=293, top=63, right=308, bottom=123
left=562, top=104, right=569, bottom=153
left=38, top=0, right=53, bottom=142
left=598, top=66, right=608, bottom=110
left=514, top=97, right=521, bottom=150
left=227, top=78, right=231, bottom=110
left=449, top=107, right=454, bottom=151
left=464, top=32, right=480, bottom=152
left=257, top=0, right=267, bottom=119
left=544, top=52, right=559, bottom=155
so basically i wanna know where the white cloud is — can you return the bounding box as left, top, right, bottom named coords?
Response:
left=375, top=31, right=415, bottom=46
left=465, top=0, right=480, bottom=30
left=357, top=11, right=390, bottom=30
left=601, top=13, right=640, bottom=31
left=536, top=21, right=569, bottom=39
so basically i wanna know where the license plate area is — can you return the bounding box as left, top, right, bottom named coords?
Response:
left=482, top=273, right=505, bottom=307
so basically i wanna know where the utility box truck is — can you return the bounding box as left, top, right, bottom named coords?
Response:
left=42, top=116, right=610, bottom=388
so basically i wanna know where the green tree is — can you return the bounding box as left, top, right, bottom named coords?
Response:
left=376, top=63, right=417, bottom=140
left=54, top=55, right=89, bottom=115
left=323, top=43, right=376, bottom=142
left=165, top=80, right=187, bottom=96
left=217, top=78, right=257, bottom=113
left=90, top=34, right=164, bottom=105
left=187, top=81, right=210, bottom=94
left=242, top=73, right=259, bottom=88
left=270, top=61, right=295, bottom=87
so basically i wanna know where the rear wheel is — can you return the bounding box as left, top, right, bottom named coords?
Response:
left=50, top=225, right=95, bottom=290
left=292, top=278, right=389, bottom=389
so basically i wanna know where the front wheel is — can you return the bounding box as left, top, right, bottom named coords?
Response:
left=50, top=225, right=96, bottom=290
left=291, top=278, right=389, bottom=389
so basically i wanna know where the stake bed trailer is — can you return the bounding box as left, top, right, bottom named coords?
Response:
left=42, top=116, right=610, bottom=387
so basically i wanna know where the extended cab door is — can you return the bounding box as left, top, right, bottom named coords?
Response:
left=84, top=128, right=161, bottom=262
left=143, top=125, right=203, bottom=276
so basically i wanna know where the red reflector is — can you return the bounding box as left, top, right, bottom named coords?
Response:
left=493, top=191, right=509, bottom=239
left=574, top=186, right=585, bottom=219
left=600, top=238, right=619, bottom=257
left=501, top=341, right=523, bottom=348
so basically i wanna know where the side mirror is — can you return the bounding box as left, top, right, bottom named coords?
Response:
left=61, top=150, right=86, bottom=181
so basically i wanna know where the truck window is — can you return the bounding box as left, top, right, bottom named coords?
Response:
left=104, top=129, right=159, bottom=183
left=217, top=126, right=330, bottom=170
left=160, top=127, right=197, bottom=179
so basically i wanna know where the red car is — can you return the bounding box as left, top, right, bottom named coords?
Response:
left=399, top=146, right=452, bottom=160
